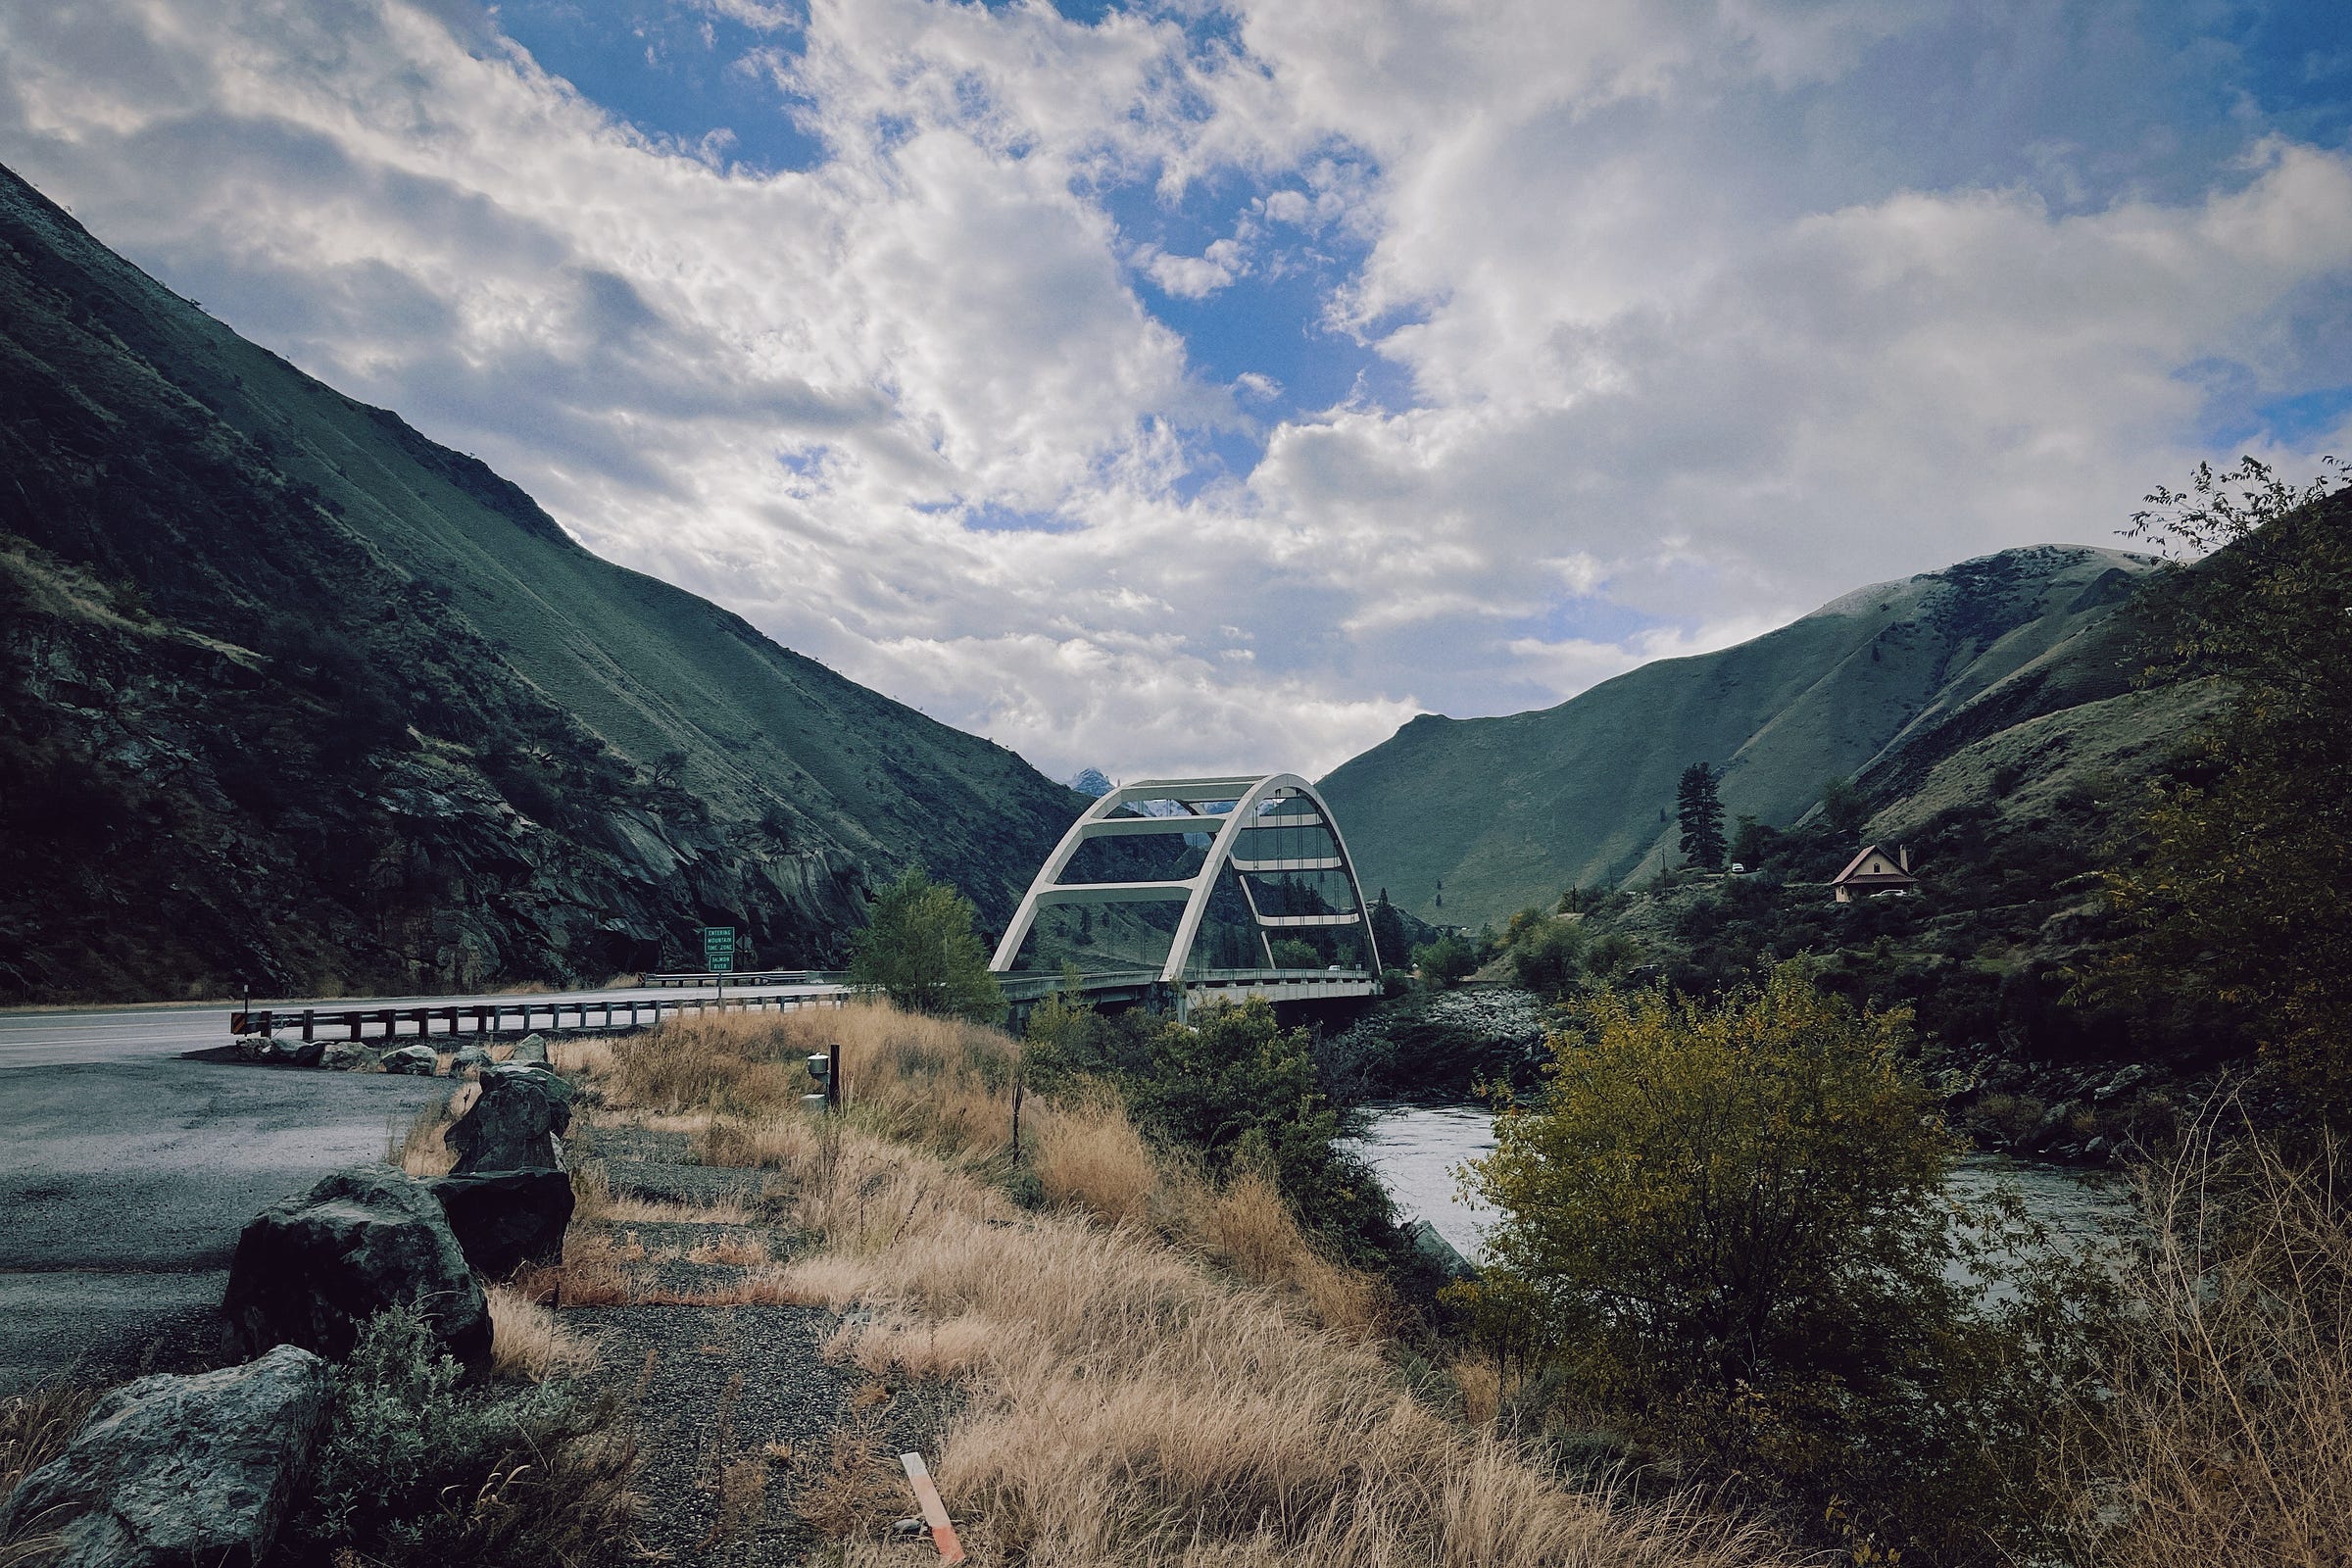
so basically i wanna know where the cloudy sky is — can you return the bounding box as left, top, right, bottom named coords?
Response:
left=2, top=0, right=2348, bottom=781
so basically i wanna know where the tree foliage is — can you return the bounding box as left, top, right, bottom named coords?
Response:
left=847, top=865, right=1005, bottom=1023
left=1675, top=761, right=1726, bottom=869
left=1410, top=935, right=1476, bottom=987
left=1501, top=906, right=1586, bottom=998
left=2095, top=457, right=2352, bottom=1122
left=1818, top=775, right=1871, bottom=841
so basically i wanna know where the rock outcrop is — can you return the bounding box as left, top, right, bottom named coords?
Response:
left=220, top=1167, right=490, bottom=1375
left=0, top=1345, right=327, bottom=1567
left=430, top=1169, right=574, bottom=1277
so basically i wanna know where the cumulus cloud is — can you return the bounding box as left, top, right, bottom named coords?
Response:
left=0, top=0, right=2344, bottom=786
left=1139, top=236, right=1247, bottom=298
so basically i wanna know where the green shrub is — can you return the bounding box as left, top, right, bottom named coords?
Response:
left=286, top=1305, right=637, bottom=1567
left=1459, top=959, right=2109, bottom=1564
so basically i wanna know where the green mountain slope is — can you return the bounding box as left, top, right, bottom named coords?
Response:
left=1319, top=546, right=2165, bottom=928
left=0, top=162, right=1080, bottom=1002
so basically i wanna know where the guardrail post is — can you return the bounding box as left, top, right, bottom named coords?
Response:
left=301, top=1010, right=315, bottom=1042
left=348, top=1013, right=363, bottom=1042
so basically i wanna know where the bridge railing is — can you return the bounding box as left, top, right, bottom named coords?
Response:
left=994, top=966, right=1374, bottom=1001
left=230, top=990, right=845, bottom=1042
left=1191, top=967, right=1371, bottom=985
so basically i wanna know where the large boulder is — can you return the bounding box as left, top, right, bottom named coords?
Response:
left=446, top=1064, right=573, bottom=1175
left=429, top=1170, right=575, bottom=1277
left=318, top=1041, right=381, bottom=1072
left=220, top=1167, right=490, bottom=1376
left=508, top=1033, right=551, bottom=1065
left=256, top=1037, right=324, bottom=1067
left=381, top=1045, right=438, bottom=1076
left=451, top=1043, right=494, bottom=1074
left=0, top=1345, right=327, bottom=1568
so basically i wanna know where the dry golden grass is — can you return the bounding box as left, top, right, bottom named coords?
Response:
left=694, top=1113, right=819, bottom=1171
left=771, top=1175, right=1791, bottom=1568
left=602, top=1012, right=812, bottom=1115
left=686, top=1234, right=772, bottom=1267
left=391, top=1082, right=479, bottom=1177
left=487, top=1283, right=599, bottom=1382
left=551, top=999, right=1805, bottom=1565
left=0, top=1384, right=99, bottom=1568
left=796, top=1402, right=905, bottom=1540
left=1175, top=1167, right=1390, bottom=1340
left=587, top=1004, right=1405, bottom=1333
left=2069, top=1119, right=2352, bottom=1568
left=601, top=1191, right=759, bottom=1225
left=1027, top=1090, right=1158, bottom=1228
left=550, top=1036, right=612, bottom=1076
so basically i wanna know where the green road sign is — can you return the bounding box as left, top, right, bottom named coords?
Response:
left=701, top=925, right=736, bottom=973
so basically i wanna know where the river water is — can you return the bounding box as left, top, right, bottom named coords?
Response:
left=1346, top=1103, right=2132, bottom=1268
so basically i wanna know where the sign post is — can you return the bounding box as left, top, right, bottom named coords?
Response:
left=702, top=925, right=735, bottom=1005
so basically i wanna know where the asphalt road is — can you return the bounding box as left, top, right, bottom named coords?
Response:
left=0, top=981, right=841, bottom=1392
left=0, top=980, right=843, bottom=1069
left=0, top=1055, right=448, bottom=1392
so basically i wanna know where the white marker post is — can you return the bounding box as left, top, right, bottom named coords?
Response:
left=898, top=1452, right=963, bottom=1563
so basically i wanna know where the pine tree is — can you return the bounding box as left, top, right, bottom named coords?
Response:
left=1676, top=762, right=1727, bottom=870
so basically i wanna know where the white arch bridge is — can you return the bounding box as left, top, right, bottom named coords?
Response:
left=989, top=773, right=1386, bottom=1019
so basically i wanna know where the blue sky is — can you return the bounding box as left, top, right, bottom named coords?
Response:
left=1, top=0, right=2347, bottom=778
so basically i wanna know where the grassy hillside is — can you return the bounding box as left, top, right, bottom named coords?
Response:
left=1319, top=546, right=2160, bottom=928
left=0, top=162, right=1080, bottom=1001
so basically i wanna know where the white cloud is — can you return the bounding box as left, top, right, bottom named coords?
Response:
left=692, top=0, right=802, bottom=32
left=1140, top=236, right=1247, bottom=299
left=0, top=0, right=2345, bottom=791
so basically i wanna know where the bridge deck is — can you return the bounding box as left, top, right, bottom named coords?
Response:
left=998, top=966, right=1378, bottom=1014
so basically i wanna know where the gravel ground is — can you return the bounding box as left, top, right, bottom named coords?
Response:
left=581, top=1122, right=787, bottom=1209
left=562, top=1221, right=957, bottom=1565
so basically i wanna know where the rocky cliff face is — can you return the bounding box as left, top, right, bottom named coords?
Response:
left=0, top=163, right=1079, bottom=1002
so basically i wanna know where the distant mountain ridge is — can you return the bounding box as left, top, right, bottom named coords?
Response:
left=1319, top=544, right=2187, bottom=928
left=0, top=161, right=1081, bottom=1001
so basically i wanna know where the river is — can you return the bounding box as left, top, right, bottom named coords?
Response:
left=1345, top=1103, right=2133, bottom=1269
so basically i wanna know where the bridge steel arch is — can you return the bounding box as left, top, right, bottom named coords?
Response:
left=990, top=774, right=1385, bottom=984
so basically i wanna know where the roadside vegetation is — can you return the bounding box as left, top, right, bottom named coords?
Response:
left=550, top=963, right=2349, bottom=1565
left=498, top=998, right=1798, bottom=1566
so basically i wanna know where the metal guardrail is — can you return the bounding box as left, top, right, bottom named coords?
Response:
left=638, top=970, right=846, bottom=988
left=230, top=990, right=845, bottom=1042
